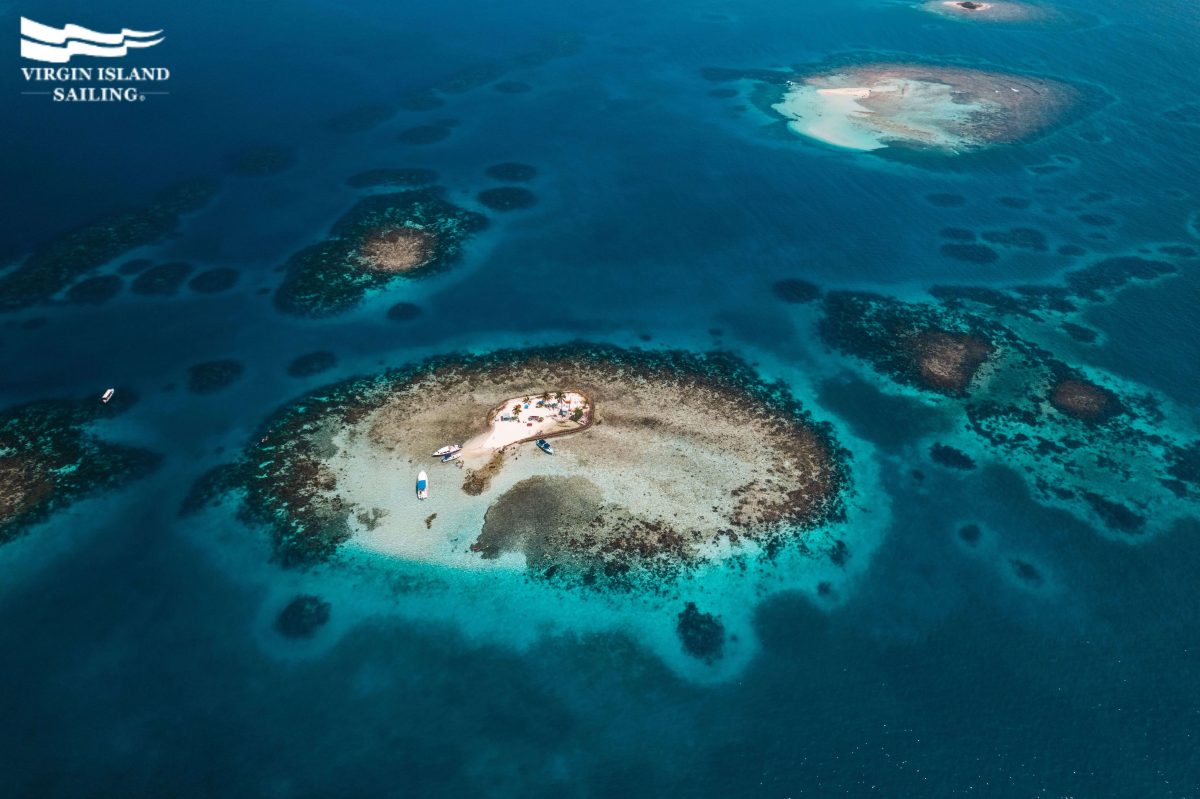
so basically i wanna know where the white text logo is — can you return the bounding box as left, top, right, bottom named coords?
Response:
left=19, top=17, right=169, bottom=101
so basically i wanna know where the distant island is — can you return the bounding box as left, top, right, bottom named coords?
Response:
left=770, top=63, right=1078, bottom=152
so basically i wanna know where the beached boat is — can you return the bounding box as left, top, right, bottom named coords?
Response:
left=416, top=470, right=429, bottom=500
left=432, top=444, right=462, bottom=457
left=101, top=388, right=115, bottom=404
left=441, top=451, right=461, bottom=463
left=536, top=438, right=554, bottom=455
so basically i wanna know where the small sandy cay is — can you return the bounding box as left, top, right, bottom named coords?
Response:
left=922, top=1, right=1051, bottom=23
left=230, top=346, right=847, bottom=586
left=771, top=63, right=1078, bottom=152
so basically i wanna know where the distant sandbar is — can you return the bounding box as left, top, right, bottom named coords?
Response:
left=771, top=63, right=1078, bottom=153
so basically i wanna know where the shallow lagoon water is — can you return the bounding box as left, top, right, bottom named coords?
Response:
left=3, top=0, right=1200, bottom=795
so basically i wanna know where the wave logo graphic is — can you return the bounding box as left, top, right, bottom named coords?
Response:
left=20, top=17, right=164, bottom=63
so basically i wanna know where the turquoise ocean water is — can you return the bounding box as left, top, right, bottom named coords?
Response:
left=2, top=0, right=1199, bottom=794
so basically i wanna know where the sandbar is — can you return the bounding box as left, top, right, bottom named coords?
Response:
left=771, top=63, right=1078, bottom=153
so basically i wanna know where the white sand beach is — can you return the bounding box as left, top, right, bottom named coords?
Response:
left=772, top=63, right=1077, bottom=152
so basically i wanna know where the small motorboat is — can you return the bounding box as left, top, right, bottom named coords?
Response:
left=536, top=438, right=554, bottom=455
left=416, top=470, right=429, bottom=500
left=100, top=388, right=115, bottom=404
left=441, top=451, right=461, bottom=463
left=432, top=444, right=462, bottom=457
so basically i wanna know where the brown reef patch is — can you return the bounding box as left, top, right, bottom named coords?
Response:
left=0, top=456, right=54, bottom=524
left=1050, top=379, right=1121, bottom=422
left=911, top=330, right=995, bottom=394
left=356, top=227, right=437, bottom=274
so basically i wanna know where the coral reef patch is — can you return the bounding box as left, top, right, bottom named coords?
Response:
left=477, top=187, right=538, bottom=212
left=274, top=188, right=487, bottom=317
left=287, top=351, right=338, bottom=379
left=817, top=291, right=1198, bottom=536
left=0, top=180, right=216, bottom=312
left=275, top=594, right=332, bottom=638
left=1, top=397, right=160, bottom=546
left=187, top=360, right=246, bottom=394
left=676, top=603, right=726, bottom=663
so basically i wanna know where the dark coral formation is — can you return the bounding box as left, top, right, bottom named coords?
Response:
left=930, top=443, right=976, bottom=470
left=1010, top=559, right=1043, bottom=586
left=1, top=397, right=160, bottom=545
left=131, top=262, right=194, bottom=296
left=346, top=168, right=438, bottom=189
left=484, top=162, right=537, bottom=182
left=477, top=187, right=538, bottom=212
left=178, top=462, right=244, bottom=517
left=772, top=278, right=822, bottom=304
left=475, top=476, right=605, bottom=562
left=0, top=179, right=216, bottom=312
left=931, top=256, right=1177, bottom=322
left=817, top=291, right=1195, bottom=535
left=275, top=594, right=331, bottom=638
left=676, top=602, right=725, bottom=663
left=187, top=360, right=246, bottom=394
left=1166, top=442, right=1200, bottom=494
left=66, top=275, right=122, bottom=304
left=226, top=145, right=296, bottom=177
left=386, top=302, right=423, bottom=322
left=274, top=188, right=487, bottom=317
left=1061, top=322, right=1098, bottom=344
left=957, top=523, right=982, bottom=546
left=212, top=345, right=848, bottom=572
left=188, top=268, right=239, bottom=294
left=820, top=292, right=995, bottom=397
left=287, top=351, right=338, bottom=379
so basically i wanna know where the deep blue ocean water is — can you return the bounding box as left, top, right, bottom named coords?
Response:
left=3, top=0, right=1199, bottom=795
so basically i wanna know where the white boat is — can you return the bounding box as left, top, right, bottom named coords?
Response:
left=432, top=444, right=462, bottom=457
left=536, top=438, right=554, bottom=455
left=441, top=451, right=461, bottom=463
left=100, top=388, right=115, bottom=404
left=416, top=470, right=429, bottom=500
